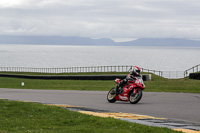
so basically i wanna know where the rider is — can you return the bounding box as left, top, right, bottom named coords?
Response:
left=115, top=66, right=141, bottom=94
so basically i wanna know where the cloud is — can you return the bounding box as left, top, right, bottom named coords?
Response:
left=0, top=0, right=200, bottom=41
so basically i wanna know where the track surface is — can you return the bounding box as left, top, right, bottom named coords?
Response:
left=0, top=88, right=200, bottom=125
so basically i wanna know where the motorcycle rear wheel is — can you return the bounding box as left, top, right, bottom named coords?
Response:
left=129, top=89, right=143, bottom=104
left=107, top=88, right=117, bottom=103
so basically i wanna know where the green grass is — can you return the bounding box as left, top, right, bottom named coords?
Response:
left=145, top=74, right=200, bottom=93
left=0, top=99, right=182, bottom=133
left=0, top=77, right=115, bottom=90
left=0, top=72, right=200, bottom=93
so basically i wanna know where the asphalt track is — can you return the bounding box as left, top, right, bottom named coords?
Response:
left=0, top=88, right=200, bottom=126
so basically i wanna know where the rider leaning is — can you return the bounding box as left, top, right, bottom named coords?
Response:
left=115, top=66, right=141, bottom=94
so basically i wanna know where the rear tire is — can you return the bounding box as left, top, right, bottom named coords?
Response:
left=107, top=88, right=116, bottom=103
left=129, top=89, right=142, bottom=104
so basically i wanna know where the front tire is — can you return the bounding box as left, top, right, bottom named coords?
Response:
left=107, top=88, right=116, bottom=103
left=129, top=89, right=143, bottom=104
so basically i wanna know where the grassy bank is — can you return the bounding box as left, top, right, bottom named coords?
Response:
left=0, top=99, right=181, bottom=133
left=145, top=75, right=200, bottom=93
left=0, top=72, right=200, bottom=93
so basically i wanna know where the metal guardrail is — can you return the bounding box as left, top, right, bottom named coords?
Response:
left=140, top=68, right=163, bottom=77
left=161, top=71, right=185, bottom=79
left=0, top=66, right=133, bottom=73
left=0, top=64, right=199, bottom=79
left=0, top=65, right=162, bottom=75
left=184, top=64, right=200, bottom=77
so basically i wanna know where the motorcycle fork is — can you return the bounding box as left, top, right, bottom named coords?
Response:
left=134, top=89, right=138, bottom=94
left=129, top=89, right=138, bottom=97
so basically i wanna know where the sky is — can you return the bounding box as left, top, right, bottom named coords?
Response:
left=0, top=0, right=200, bottom=42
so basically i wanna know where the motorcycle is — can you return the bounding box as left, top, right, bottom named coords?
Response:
left=107, top=75, right=145, bottom=104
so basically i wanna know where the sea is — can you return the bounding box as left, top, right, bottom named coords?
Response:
left=0, top=44, right=200, bottom=71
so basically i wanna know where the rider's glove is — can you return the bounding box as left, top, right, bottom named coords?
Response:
left=123, top=78, right=127, bottom=82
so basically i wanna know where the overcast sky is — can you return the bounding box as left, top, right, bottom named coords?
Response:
left=0, top=0, right=200, bottom=42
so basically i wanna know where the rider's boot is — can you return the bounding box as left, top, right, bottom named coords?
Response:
left=115, top=86, right=120, bottom=95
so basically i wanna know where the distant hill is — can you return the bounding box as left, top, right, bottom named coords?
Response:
left=0, top=35, right=115, bottom=46
left=0, top=35, right=200, bottom=47
left=116, top=38, right=200, bottom=47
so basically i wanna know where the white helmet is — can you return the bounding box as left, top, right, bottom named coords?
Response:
left=130, top=66, right=141, bottom=76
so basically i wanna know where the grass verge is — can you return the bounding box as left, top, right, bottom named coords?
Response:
left=0, top=72, right=200, bottom=93
left=0, top=99, right=181, bottom=133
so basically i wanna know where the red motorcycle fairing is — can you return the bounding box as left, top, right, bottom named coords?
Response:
left=115, top=88, right=130, bottom=101
left=115, top=84, right=137, bottom=101
left=115, top=77, right=145, bottom=102
left=114, top=78, right=121, bottom=84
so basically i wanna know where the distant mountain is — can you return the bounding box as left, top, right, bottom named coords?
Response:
left=0, top=35, right=200, bottom=47
left=0, top=35, right=115, bottom=46
left=116, top=38, right=200, bottom=47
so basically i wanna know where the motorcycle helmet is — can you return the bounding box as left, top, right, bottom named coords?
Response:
left=130, top=66, right=141, bottom=76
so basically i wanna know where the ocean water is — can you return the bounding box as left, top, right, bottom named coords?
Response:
left=0, top=44, right=200, bottom=71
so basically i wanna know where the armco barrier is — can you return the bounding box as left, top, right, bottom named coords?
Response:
left=189, top=73, right=200, bottom=80
left=0, top=74, right=151, bottom=81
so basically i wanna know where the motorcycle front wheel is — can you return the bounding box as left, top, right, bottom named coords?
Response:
left=129, top=89, right=143, bottom=104
left=107, top=88, right=117, bottom=103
